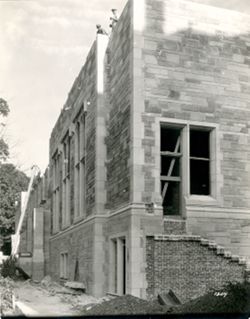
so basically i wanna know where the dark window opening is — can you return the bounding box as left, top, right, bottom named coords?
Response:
left=190, top=160, right=210, bottom=195
left=161, top=127, right=181, bottom=152
left=161, top=126, right=182, bottom=215
left=161, top=156, right=180, bottom=176
left=190, top=130, right=209, bottom=158
left=190, top=129, right=210, bottom=195
left=161, top=181, right=180, bottom=215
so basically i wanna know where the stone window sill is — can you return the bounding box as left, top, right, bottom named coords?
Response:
left=185, top=195, right=218, bottom=206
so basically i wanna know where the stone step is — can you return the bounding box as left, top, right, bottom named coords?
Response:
left=200, top=239, right=209, bottom=246
left=224, top=251, right=232, bottom=258
left=208, top=242, right=217, bottom=249
left=216, top=246, right=225, bottom=255
left=231, top=255, right=240, bottom=262
left=238, top=257, right=247, bottom=265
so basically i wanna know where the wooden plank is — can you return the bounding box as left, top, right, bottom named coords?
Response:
left=161, top=176, right=181, bottom=182
left=190, top=156, right=209, bottom=161
left=161, top=136, right=181, bottom=202
left=161, top=151, right=182, bottom=157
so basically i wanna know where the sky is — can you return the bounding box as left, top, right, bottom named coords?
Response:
left=0, top=0, right=249, bottom=175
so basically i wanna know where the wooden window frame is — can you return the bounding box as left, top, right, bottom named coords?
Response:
left=157, top=119, right=219, bottom=217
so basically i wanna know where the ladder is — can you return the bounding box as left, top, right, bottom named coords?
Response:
left=11, top=165, right=40, bottom=256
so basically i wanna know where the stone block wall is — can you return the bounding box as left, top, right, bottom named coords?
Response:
left=103, top=209, right=131, bottom=293
left=49, top=221, right=95, bottom=294
left=103, top=206, right=162, bottom=298
left=129, top=0, right=250, bottom=258
left=146, top=235, right=246, bottom=302
left=49, top=41, right=98, bottom=220
left=15, top=0, right=250, bottom=297
left=141, top=0, right=250, bottom=208
left=105, top=1, right=132, bottom=210
left=186, top=209, right=250, bottom=259
left=44, top=209, right=51, bottom=275
left=16, top=169, right=51, bottom=278
left=47, top=35, right=110, bottom=287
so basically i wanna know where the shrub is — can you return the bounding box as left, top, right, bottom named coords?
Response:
left=0, top=256, right=17, bottom=279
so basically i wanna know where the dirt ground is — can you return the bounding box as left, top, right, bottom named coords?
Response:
left=12, top=278, right=168, bottom=316
left=13, top=277, right=110, bottom=316
left=7, top=277, right=250, bottom=316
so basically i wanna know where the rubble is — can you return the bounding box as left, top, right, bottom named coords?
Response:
left=80, top=294, right=169, bottom=315
left=64, top=281, right=85, bottom=291
left=0, top=275, right=15, bottom=315
left=14, top=277, right=112, bottom=316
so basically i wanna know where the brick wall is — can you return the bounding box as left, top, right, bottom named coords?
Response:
left=105, top=1, right=132, bottom=209
left=146, top=236, right=246, bottom=302
left=163, top=219, right=186, bottom=234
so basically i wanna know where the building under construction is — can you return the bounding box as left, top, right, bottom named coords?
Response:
left=15, top=0, right=250, bottom=302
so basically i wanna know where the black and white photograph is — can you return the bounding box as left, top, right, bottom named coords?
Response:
left=0, top=0, right=250, bottom=316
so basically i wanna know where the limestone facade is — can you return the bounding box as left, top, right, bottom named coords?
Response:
left=17, top=0, right=250, bottom=300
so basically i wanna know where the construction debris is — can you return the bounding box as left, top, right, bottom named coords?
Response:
left=80, top=294, right=169, bottom=315
left=64, top=281, right=85, bottom=291
left=158, top=289, right=182, bottom=306
left=0, top=275, right=15, bottom=315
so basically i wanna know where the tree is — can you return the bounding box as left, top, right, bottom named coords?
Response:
left=0, top=163, right=29, bottom=253
left=0, top=138, right=9, bottom=161
left=0, top=98, right=9, bottom=117
left=0, top=98, right=29, bottom=253
left=0, top=98, right=10, bottom=162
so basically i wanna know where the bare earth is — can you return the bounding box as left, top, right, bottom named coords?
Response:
left=14, top=279, right=106, bottom=317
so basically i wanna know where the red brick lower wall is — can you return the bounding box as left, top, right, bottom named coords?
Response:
left=146, top=236, right=246, bottom=302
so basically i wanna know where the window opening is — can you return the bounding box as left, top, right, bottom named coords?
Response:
left=190, top=129, right=210, bottom=195
left=74, top=112, right=86, bottom=219
left=160, top=126, right=182, bottom=215
left=52, top=152, right=61, bottom=232
left=62, top=135, right=71, bottom=226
